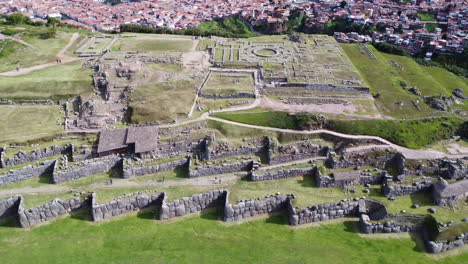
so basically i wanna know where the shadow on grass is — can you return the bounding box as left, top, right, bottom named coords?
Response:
left=69, top=207, right=93, bottom=222
left=343, top=220, right=358, bottom=233
left=174, top=168, right=188, bottom=179
left=38, top=173, right=54, bottom=184
left=410, top=193, right=433, bottom=207
left=137, top=207, right=157, bottom=220
left=0, top=215, right=21, bottom=228
left=200, top=208, right=221, bottom=221
left=265, top=214, right=287, bottom=225
left=410, top=232, right=427, bottom=253
left=298, top=175, right=315, bottom=188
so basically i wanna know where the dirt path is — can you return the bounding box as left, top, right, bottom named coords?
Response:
left=0, top=32, right=81, bottom=77
left=259, top=97, right=383, bottom=120
left=0, top=33, right=37, bottom=49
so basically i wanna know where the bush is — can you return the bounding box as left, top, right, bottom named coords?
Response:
left=1, top=28, right=21, bottom=36
left=372, top=42, right=410, bottom=56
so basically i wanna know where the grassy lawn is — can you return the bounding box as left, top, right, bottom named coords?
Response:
left=340, top=44, right=468, bottom=118
left=113, top=38, right=194, bottom=52
left=0, top=105, right=63, bottom=142
left=213, top=110, right=298, bottom=129
left=0, top=28, right=75, bottom=72
left=202, top=72, right=254, bottom=96
left=1, top=210, right=467, bottom=264
left=129, top=78, right=198, bottom=123
left=0, top=61, right=93, bottom=100
left=417, top=13, right=437, bottom=21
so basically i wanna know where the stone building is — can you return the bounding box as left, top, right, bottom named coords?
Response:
left=97, top=126, right=158, bottom=158
left=432, top=178, right=468, bottom=206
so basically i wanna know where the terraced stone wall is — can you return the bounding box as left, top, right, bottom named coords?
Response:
left=0, top=160, right=56, bottom=186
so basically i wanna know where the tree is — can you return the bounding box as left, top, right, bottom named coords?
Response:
left=6, top=13, right=30, bottom=25
left=340, top=1, right=347, bottom=8
left=41, top=28, right=57, bottom=39
left=47, top=17, right=62, bottom=27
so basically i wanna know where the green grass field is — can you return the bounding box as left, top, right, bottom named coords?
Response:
left=0, top=61, right=93, bottom=100
left=129, top=79, right=198, bottom=123
left=417, top=13, right=437, bottom=21
left=0, top=105, right=63, bottom=142
left=340, top=44, right=468, bottom=118
left=0, top=27, right=75, bottom=72
left=0, top=210, right=467, bottom=264
left=202, top=72, right=254, bottom=96
left=112, top=38, right=194, bottom=52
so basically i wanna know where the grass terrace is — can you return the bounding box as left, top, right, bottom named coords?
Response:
left=0, top=105, right=63, bottom=142
left=0, top=61, right=93, bottom=100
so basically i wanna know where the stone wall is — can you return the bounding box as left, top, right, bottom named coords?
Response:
left=362, top=199, right=388, bottom=221
left=426, top=233, right=468, bottom=254
left=383, top=182, right=432, bottom=197
left=251, top=166, right=315, bottom=182
left=0, top=195, right=22, bottom=220
left=199, top=92, right=255, bottom=99
left=188, top=160, right=253, bottom=178
left=18, top=194, right=91, bottom=228
left=268, top=143, right=329, bottom=165
left=288, top=199, right=359, bottom=226
left=159, top=189, right=227, bottom=220
left=0, top=144, right=72, bottom=168
left=224, top=194, right=293, bottom=222
left=0, top=160, right=56, bottom=186
left=122, top=158, right=189, bottom=178
left=91, top=191, right=164, bottom=221
left=52, top=155, right=122, bottom=183
left=325, top=150, right=397, bottom=170
left=359, top=214, right=423, bottom=234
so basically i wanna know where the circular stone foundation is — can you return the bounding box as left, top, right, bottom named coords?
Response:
left=253, top=48, right=279, bottom=57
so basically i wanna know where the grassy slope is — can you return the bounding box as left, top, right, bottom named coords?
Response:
left=212, top=110, right=464, bottom=149
left=0, top=27, right=75, bottom=72
left=196, top=17, right=256, bottom=38
left=0, top=61, right=93, bottom=100
left=340, top=44, right=468, bottom=118
left=213, top=110, right=298, bottom=129
left=0, top=105, right=63, bottom=141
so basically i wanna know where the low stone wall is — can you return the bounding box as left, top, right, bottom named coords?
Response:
left=426, top=233, right=468, bottom=254
left=268, top=143, right=329, bottom=165
left=0, top=160, right=56, bottom=186
left=210, top=146, right=265, bottom=161
left=251, top=166, right=315, bottom=182
left=122, top=158, right=189, bottom=179
left=188, top=160, right=253, bottom=178
left=0, top=144, right=72, bottom=168
left=18, top=194, right=91, bottom=228
left=0, top=195, right=22, bottom=220
left=199, top=92, right=255, bottom=99
left=52, top=155, right=122, bottom=183
left=359, top=214, right=423, bottom=234
left=326, top=151, right=398, bottom=170
left=383, top=182, right=432, bottom=197
left=91, top=191, right=164, bottom=222
left=159, top=189, right=227, bottom=220
left=362, top=199, right=388, bottom=221
left=224, top=194, right=293, bottom=222
left=288, top=200, right=359, bottom=226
